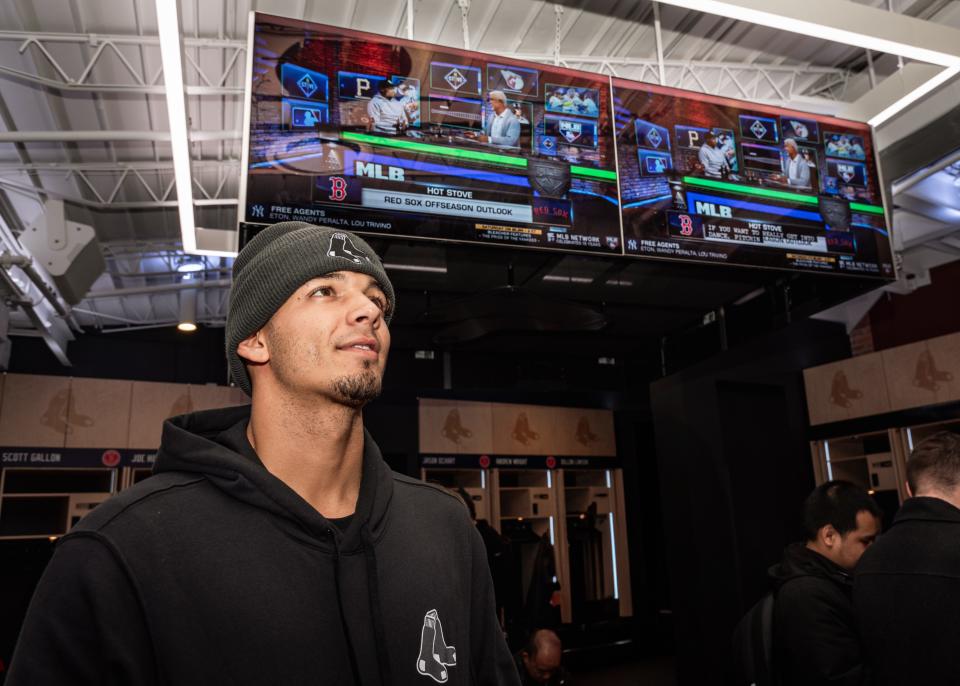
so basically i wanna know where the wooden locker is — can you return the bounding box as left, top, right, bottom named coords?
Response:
left=128, top=381, right=192, bottom=450
left=64, top=378, right=133, bottom=449
left=0, top=374, right=72, bottom=447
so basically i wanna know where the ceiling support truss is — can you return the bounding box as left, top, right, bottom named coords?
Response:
left=512, top=53, right=851, bottom=103
left=0, top=161, right=239, bottom=210
left=0, top=30, right=244, bottom=95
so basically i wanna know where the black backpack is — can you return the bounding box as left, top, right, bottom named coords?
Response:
left=731, top=591, right=777, bottom=686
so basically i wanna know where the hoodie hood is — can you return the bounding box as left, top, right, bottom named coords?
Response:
left=769, top=542, right=852, bottom=592
left=154, top=404, right=394, bottom=554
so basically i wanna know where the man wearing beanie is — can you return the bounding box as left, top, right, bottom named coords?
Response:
left=9, top=222, right=520, bottom=686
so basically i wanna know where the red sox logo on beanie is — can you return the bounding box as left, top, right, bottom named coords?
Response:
left=327, top=232, right=370, bottom=265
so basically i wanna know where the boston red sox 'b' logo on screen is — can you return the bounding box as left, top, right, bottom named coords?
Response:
left=328, top=177, right=348, bottom=202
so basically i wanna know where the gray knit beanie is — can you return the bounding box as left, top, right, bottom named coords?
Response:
left=226, top=221, right=395, bottom=395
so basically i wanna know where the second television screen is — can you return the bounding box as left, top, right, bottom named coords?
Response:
left=613, top=79, right=894, bottom=278
left=243, top=15, right=623, bottom=254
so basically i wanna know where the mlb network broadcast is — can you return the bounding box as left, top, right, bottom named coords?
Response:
left=241, top=13, right=621, bottom=255
left=613, top=80, right=893, bottom=276
left=239, top=13, right=894, bottom=277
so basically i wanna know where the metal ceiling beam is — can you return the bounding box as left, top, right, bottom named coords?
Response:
left=0, top=67, right=241, bottom=94
left=0, top=175, right=236, bottom=209
left=0, top=30, right=244, bottom=94
left=0, top=130, right=240, bottom=142
left=84, top=278, right=231, bottom=299
left=511, top=53, right=849, bottom=105
left=0, top=160, right=239, bottom=172
left=0, top=30, right=242, bottom=47
left=510, top=53, right=848, bottom=78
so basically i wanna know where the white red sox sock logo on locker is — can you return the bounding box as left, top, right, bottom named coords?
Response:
left=416, top=609, right=457, bottom=683
left=326, top=232, right=369, bottom=264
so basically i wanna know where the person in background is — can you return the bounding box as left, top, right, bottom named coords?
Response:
left=698, top=132, right=730, bottom=179
left=771, top=138, right=811, bottom=188
left=515, top=629, right=571, bottom=685
left=856, top=431, right=960, bottom=686
left=769, top=480, right=881, bottom=686
left=473, top=90, right=520, bottom=148
left=456, top=486, right=510, bottom=627
left=366, top=81, right=408, bottom=134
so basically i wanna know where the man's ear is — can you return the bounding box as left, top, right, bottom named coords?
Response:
left=905, top=481, right=913, bottom=498
left=820, top=523, right=840, bottom=548
left=236, top=329, right=269, bottom=364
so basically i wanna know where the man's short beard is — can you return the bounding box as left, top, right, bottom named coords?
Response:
left=264, top=325, right=383, bottom=407
left=332, top=361, right=382, bottom=408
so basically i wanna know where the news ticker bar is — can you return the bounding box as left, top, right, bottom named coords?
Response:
left=341, top=131, right=619, bottom=182
left=682, top=176, right=885, bottom=216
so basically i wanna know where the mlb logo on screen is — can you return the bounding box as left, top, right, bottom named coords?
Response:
left=647, top=157, right=667, bottom=173
left=559, top=120, right=582, bottom=143
left=838, top=164, right=856, bottom=183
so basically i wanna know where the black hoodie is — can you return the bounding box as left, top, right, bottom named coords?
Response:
left=8, top=405, right=520, bottom=686
left=768, top=543, right=865, bottom=686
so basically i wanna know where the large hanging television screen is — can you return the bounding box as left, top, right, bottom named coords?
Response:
left=239, top=14, right=623, bottom=255
left=612, top=79, right=894, bottom=278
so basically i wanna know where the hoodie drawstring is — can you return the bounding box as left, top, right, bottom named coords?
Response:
left=361, top=524, right=393, bottom=685
left=331, top=535, right=364, bottom=684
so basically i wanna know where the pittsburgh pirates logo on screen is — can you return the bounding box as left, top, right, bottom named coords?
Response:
left=327, top=232, right=370, bottom=264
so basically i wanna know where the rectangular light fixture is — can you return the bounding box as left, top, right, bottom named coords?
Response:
left=156, top=0, right=197, bottom=253
left=653, top=0, right=960, bottom=67
left=868, top=64, right=960, bottom=127
left=654, top=0, right=960, bottom=127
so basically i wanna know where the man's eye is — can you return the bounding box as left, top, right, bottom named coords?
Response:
left=370, top=296, right=385, bottom=311
left=311, top=286, right=334, bottom=297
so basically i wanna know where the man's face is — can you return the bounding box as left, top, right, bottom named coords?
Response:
left=785, top=142, right=798, bottom=158
left=256, top=271, right=391, bottom=407
left=522, top=648, right=562, bottom=684
left=490, top=97, right=506, bottom=114
left=833, top=510, right=881, bottom=570
left=706, top=135, right=717, bottom=148
left=383, top=86, right=397, bottom=99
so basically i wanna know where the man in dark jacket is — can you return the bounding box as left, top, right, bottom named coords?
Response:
left=769, top=480, right=881, bottom=686
left=855, top=431, right=960, bottom=686
left=8, top=222, right=520, bottom=686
